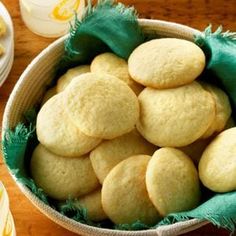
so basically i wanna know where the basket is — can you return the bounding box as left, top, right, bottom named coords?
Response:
left=2, top=19, right=209, bottom=236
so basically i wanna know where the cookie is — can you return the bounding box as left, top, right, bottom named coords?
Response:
left=41, top=87, right=57, bottom=106
left=137, top=82, right=215, bottom=147
left=0, top=16, right=6, bottom=36
left=91, top=53, right=143, bottom=95
left=56, top=65, right=90, bottom=93
left=146, top=148, right=200, bottom=216
left=179, top=137, right=213, bottom=165
left=31, top=144, right=99, bottom=200
left=90, top=129, right=156, bottom=183
left=201, top=82, right=232, bottom=138
left=76, top=188, right=107, bottom=222
left=199, top=127, right=236, bottom=192
left=37, top=94, right=101, bottom=157
left=102, top=155, right=160, bottom=225
left=63, top=73, right=139, bottom=139
left=128, top=38, right=205, bottom=89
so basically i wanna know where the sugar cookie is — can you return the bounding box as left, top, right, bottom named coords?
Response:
left=37, top=94, right=101, bottom=157
left=199, top=127, right=236, bottom=192
left=56, top=65, right=90, bottom=92
left=31, top=144, right=99, bottom=200
left=137, top=82, right=215, bottom=147
left=91, top=53, right=143, bottom=95
left=146, top=148, right=200, bottom=216
left=128, top=38, right=205, bottom=89
left=90, top=129, right=156, bottom=183
left=201, top=82, right=231, bottom=138
left=63, top=73, right=139, bottom=139
left=76, top=188, right=107, bottom=222
left=102, top=155, right=160, bottom=225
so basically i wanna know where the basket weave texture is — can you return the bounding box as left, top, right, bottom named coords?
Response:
left=2, top=19, right=208, bottom=236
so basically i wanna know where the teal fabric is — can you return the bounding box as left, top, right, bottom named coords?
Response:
left=2, top=0, right=236, bottom=233
left=57, top=0, right=144, bottom=76
left=195, top=26, right=236, bottom=119
left=158, top=192, right=236, bottom=232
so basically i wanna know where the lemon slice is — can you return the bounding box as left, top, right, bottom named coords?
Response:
left=51, top=0, right=80, bottom=21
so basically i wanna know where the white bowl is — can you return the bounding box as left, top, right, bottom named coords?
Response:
left=2, top=19, right=208, bottom=236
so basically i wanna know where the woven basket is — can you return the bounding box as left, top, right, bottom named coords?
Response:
left=2, top=19, right=209, bottom=236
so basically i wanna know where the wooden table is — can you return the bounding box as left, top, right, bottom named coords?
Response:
left=0, top=0, right=235, bottom=235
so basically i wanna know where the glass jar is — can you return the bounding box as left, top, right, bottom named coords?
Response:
left=19, top=0, right=85, bottom=38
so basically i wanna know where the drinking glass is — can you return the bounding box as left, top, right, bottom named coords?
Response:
left=19, top=0, right=85, bottom=37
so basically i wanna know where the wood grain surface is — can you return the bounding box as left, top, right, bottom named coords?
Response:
left=0, top=0, right=235, bottom=235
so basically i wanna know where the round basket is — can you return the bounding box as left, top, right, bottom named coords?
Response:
left=2, top=19, right=209, bottom=236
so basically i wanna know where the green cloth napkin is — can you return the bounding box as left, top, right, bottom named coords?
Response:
left=158, top=192, right=236, bottom=232
left=2, top=0, right=236, bottom=233
left=195, top=26, right=236, bottom=119
left=56, top=0, right=144, bottom=76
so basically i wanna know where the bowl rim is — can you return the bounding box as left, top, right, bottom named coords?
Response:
left=2, top=19, right=208, bottom=236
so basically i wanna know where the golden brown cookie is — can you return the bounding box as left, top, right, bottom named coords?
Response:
left=91, top=52, right=143, bottom=95
left=90, top=129, right=156, bottom=183
left=56, top=65, right=90, bottom=92
left=102, top=155, right=160, bottom=225
left=199, top=127, right=236, bottom=192
left=63, top=73, right=139, bottom=139
left=128, top=38, right=205, bottom=89
left=37, top=94, right=101, bottom=157
left=76, top=188, right=107, bottom=222
left=31, top=144, right=99, bottom=200
left=201, top=82, right=231, bottom=138
left=146, top=148, right=200, bottom=216
left=137, top=82, right=215, bottom=147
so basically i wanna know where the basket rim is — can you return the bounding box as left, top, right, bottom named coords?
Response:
left=2, top=19, right=208, bottom=236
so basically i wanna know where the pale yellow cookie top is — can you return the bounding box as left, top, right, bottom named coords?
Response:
left=63, top=73, right=140, bottom=139
left=76, top=188, right=107, bottom=222
left=31, top=144, right=99, bottom=200
left=137, top=82, right=215, bottom=147
left=128, top=38, right=205, bottom=89
left=90, top=129, right=156, bottom=183
left=102, top=155, right=160, bottom=225
left=41, top=87, right=57, bottom=106
left=56, top=65, right=90, bottom=93
left=37, top=94, right=101, bottom=157
left=200, top=82, right=232, bottom=138
left=91, top=52, right=143, bottom=95
left=199, top=127, right=236, bottom=192
left=146, top=148, right=200, bottom=216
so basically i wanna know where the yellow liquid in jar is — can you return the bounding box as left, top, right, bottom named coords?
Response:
left=19, top=0, right=85, bottom=37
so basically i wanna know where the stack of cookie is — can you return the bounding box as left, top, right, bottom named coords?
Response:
left=31, top=38, right=235, bottom=225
